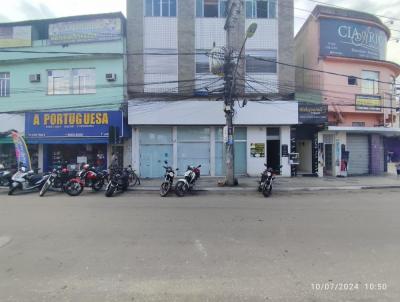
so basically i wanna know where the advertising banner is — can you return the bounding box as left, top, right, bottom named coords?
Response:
left=250, top=143, right=265, bottom=158
left=298, top=103, right=328, bottom=124
left=25, top=111, right=124, bottom=139
left=320, top=18, right=388, bottom=60
left=355, top=95, right=382, bottom=111
left=49, top=18, right=122, bottom=45
left=0, top=26, right=31, bottom=48
left=11, top=131, right=31, bottom=170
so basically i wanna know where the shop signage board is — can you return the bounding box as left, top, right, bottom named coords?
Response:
left=0, top=26, right=31, bottom=48
left=25, top=111, right=124, bottom=139
left=320, top=18, right=387, bottom=60
left=298, top=103, right=328, bottom=124
left=250, top=143, right=265, bottom=158
left=355, top=95, right=382, bottom=111
left=49, top=18, right=122, bottom=45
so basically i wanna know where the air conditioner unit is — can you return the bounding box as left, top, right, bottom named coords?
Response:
left=106, top=73, right=117, bottom=81
left=29, top=74, right=41, bottom=82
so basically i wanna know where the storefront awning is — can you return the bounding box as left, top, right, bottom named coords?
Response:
left=128, top=99, right=299, bottom=125
left=328, top=126, right=400, bottom=136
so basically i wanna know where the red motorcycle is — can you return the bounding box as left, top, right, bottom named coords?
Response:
left=65, top=164, right=109, bottom=196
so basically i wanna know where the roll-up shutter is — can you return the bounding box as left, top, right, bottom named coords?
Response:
left=347, top=135, right=369, bottom=175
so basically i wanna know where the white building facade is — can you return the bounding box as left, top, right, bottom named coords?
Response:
left=127, top=0, right=296, bottom=177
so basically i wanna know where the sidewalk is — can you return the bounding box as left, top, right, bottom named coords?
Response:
left=132, top=175, right=400, bottom=193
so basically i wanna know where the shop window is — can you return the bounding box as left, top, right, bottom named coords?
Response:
left=0, top=72, right=10, bottom=97
left=246, top=0, right=276, bottom=19
left=72, top=69, right=96, bottom=94
left=196, top=52, right=210, bottom=74
left=196, top=0, right=227, bottom=17
left=361, top=70, right=379, bottom=95
left=348, top=76, right=357, bottom=86
left=352, top=122, right=365, bottom=127
left=48, top=69, right=96, bottom=95
left=145, top=0, right=176, bottom=17
left=246, top=50, right=277, bottom=73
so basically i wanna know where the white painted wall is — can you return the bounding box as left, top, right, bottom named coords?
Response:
left=280, top=126, right=291, bottom=177
left=0, top=114, right=25, bottom=133
left=247, top=126, right=267, bottom=176
left=131, top=127, right=140, bottom=173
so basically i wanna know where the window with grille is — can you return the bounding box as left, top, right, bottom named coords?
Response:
left=0, top=72, right=10, bottom=97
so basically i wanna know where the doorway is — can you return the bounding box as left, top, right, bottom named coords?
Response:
left=296, top=140, right=312, bottom=174
left=324, top=144, right=333, bottom=176
left=267, top=140, right=281, bottom=172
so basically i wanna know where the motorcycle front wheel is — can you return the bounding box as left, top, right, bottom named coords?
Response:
left=175, top=181, right=186, bottom=197
left=39, top=178, right=52, bottom=197
left=105, top=184, right=115, bottom=197
left=65, top=182, right=83, bottom=196
left=262, top=183, right=272, bottom=197
left=160, top=181, right=171, bottom=197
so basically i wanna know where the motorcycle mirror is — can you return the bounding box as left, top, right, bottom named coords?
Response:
left=279, top=165, right=283, bottom=168
left=176, top=168, right=179, bottom=171
left=198, top=165, right=202, bottom=168
left=264, top=163, right=268, bottom=167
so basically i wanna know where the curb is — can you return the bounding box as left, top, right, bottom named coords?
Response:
left=130, top=184, right=400, bottom=193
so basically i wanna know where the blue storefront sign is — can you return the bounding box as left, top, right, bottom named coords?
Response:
left=320, top=18, right=388, bottom=61
left=25, top=111, right=124, bottom=143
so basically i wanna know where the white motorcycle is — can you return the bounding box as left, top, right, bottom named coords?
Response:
left=8, top=167, right=49, bottom=195
left=175, top=165, right=201, bottom=197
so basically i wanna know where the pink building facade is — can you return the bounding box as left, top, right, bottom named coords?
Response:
left=295, top=5, right=400, bottom=177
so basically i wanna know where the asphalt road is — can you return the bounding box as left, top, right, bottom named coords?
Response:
left=0, top=189, right=399, bottom=302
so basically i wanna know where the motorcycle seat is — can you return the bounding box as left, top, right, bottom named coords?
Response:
left=28, top=175, right=43, bottom=183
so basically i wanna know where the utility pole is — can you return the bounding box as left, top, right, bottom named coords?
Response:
left=223, top=0, right=243, bottom=186
left=223, top=0, right=256, bottom=186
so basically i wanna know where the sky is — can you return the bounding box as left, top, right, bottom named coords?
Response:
left=0, top=0, right=399, bottom=64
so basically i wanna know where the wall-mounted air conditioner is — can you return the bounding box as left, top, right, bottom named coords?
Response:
left=106, top=73, right=117, bottom=81
left=29, top=74, right=41, bottom=82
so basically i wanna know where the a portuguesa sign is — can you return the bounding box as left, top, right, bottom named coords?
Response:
left=355, top=95, right=382, bottom=112
left=320, top=18, right=388, bottom=61
left=25, top=111, right=123, bottom=138
left=298, top=103, right=328, bottom=124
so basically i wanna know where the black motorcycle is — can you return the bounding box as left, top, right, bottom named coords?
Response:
left=39, top=164, right=76, bottom=197
left=258, top=164, right=281, bottom=197
left=9, top=167, right=49, bottom=195
left=105, top=168, right=129, bottom=197
left=0, top=164, right=13, bottom=188
left=160, top=161, right=178, bottom=197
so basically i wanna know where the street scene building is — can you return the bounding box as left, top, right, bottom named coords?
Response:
left=0, top=12, right=130, bottom=172
left=126, top=0, right=296, bottom=178
left=295, top=5, right=400, bottom=177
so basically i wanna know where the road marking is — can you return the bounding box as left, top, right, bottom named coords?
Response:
left=194, top=239, right=208, bottom=258
left=0, top=236, right=12, bottom=249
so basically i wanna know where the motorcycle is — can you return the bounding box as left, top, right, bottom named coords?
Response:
left=175, top=165, right=201, bottom=197
left=0, top=164, right=13, bottom=188
left=64, top=164, right=109, bottom=197
left=160, top=161, right=178, bottom=197
left=105, top=168, right=129, bottom=197
left=39, top=164, right=75, bottom=197
left=8, top=167, right=49, bottom=195
left=258, top=164, right=281, bottom=197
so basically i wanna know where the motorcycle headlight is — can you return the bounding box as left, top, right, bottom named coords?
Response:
left=267, top=172, right=272, bottom=177
left=169, top=172, right=174, bottom=177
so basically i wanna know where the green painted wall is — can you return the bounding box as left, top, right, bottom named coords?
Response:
left=0, top=40, right=126, bottom=112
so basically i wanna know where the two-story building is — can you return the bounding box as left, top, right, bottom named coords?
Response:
left=0, top=12, right=130, bottom=172
left=127, top=0, right=297, bottom=178
left=295, top=5, right=400, bottom=176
